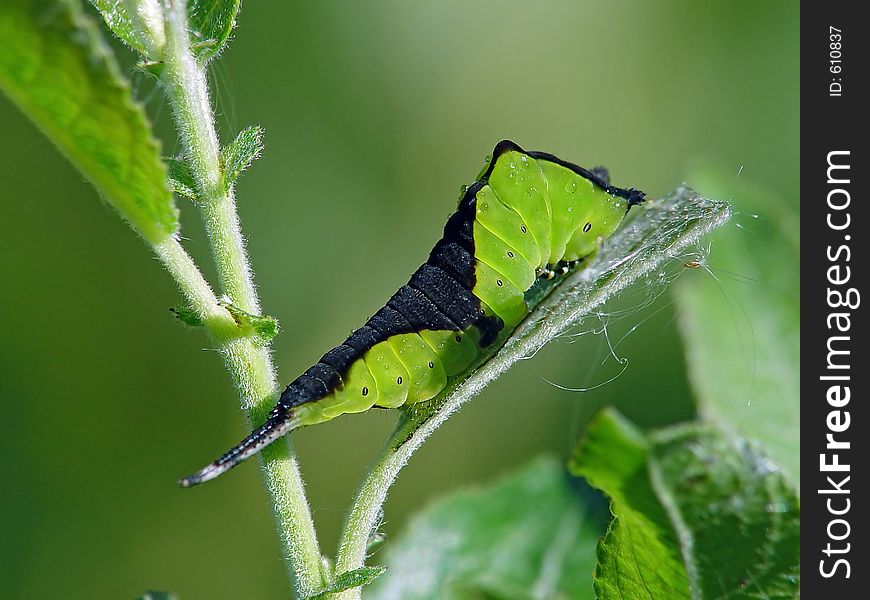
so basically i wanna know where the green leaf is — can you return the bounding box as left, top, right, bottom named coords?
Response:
left=169, top=305, right=203, bottom=327
left=0, top=0, right=178, bottom=244
left=570, top=410, right=689, bottom=600
left=221, top=125, right=264, bottom=188
left=569, top=409, right=800, bottom=600
left=309, top=566, right=388, bottom=599
left=188, top=0, right=241, bottom=62
left=166, top=155, right=199, bottom=201
left=675, top=166, right=800, bottom=482
left=222, top=301, right=279, bottom=344
left=369, top=457, right=605, bottom=599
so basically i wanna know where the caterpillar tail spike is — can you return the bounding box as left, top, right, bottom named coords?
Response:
left=179, top=412, right=298, bottom=487
left=179, top=139, right=645, bottom=487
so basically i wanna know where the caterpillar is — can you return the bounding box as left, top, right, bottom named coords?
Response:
left=180, top=140, right=645, bottom=487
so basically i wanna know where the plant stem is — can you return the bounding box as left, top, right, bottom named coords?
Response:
left=151, top=235, right=234, bottom=333
left=333, top=187, right=731, bottom=598
left=159, top=0, right=324, bottom=595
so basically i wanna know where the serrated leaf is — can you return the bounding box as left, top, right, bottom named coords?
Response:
left=569, top=409, right=800, bottom=600
left=309, top=566, right=388, bottom=599
left=166, top=155, right=199, bottom=201
left=222, top=301, right=279, bottom=344
left=675, top=166, right=800, bottom=482
left=221, top=125, right=264, bottom=188
left=188, top=0, right=240, bottom=62
left=369, top=457, right=605, bottom=600
left=90, top=0, right=165, bottom=59
left=0, top=0, right=178, bottom=244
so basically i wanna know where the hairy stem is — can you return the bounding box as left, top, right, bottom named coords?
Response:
left=159, top=0, right=324, bottom=595
left=333, top=187, right=731, bottom=597
left=151, top=235, right=235, bottom=334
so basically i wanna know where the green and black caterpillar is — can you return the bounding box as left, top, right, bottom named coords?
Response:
left=180, top=140, right=645, bottom=486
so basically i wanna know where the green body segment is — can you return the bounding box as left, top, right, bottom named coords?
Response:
left=488, top=151, right=553, bottom=268
left=294, top=149, right=632, bottom=426
left=470, top=220, right=536, bottom=291
left=473, top=260, right=528, bottom=326
left=296, top=329, right=467, bottom=423
left=362, top=342, right=409, bottom=408
left=475, top=185, right=541, bottom=267
left=309, top=358, right=377, bottom=422
left=418, top=329, right=480, bottom=376
left=388, top=333, right=448, bottom=402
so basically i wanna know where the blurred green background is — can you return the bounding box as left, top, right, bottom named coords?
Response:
left=0, top=1, right=798, bottom=598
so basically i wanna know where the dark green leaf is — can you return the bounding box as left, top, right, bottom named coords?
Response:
left=675, top=166, right=800, bottom=482
left=188, top=0, right=241, bottom=62
left=0, top=0, right=178, bottom=244
left=166, top=156, right=199, bottom=202
left=309, top=566, right=388, bottom=599
left=370, top=457, right=605, bottom=600
left=570, top=409, right=800, bottom=600
left=221, top=125, right=264, bottom=188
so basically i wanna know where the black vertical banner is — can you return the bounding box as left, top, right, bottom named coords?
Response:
left=803, top=2, right=867, bottom=596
